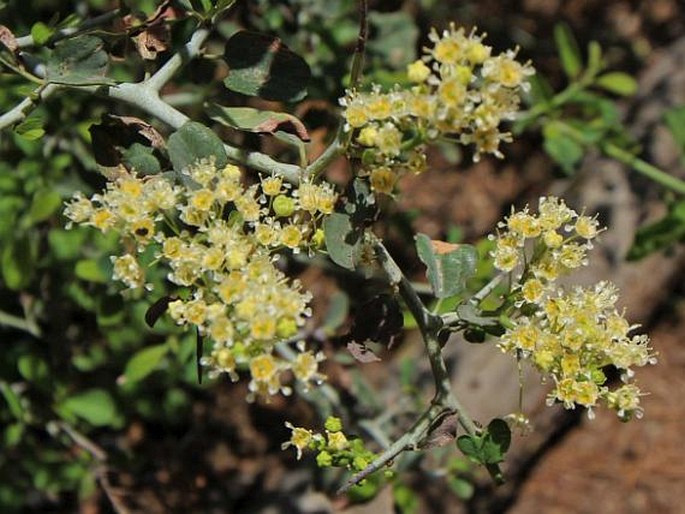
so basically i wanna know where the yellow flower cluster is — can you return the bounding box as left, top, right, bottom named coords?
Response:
left=65, top=159, right=333, bottom=400
left=492, top=197, right=654, bottom=420
left=341, top=23, right=534, bottom=194
left=283, top=417, right=376, bottom=473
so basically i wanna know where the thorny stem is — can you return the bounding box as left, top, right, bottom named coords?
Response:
left=338, top=240, right=479, bottom=493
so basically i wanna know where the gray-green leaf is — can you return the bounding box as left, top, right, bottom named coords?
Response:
left=167, top=121, right=228, bottom=173
left=46, top=35, right=113, bottom=85
left=415, top=234, right=477, bottom=298
left=206, top=104, right=310, bottom=141
left=223, top=31, right=311, bottom=102
left=323, top=213, right=364, bottom=271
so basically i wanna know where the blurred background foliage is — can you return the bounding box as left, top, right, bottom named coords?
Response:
left=1, top=0, right=685, bottom=512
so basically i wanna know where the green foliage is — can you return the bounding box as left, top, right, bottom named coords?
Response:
left=167, top=121, right=228, bottom=173
left=0, top=2, right=676, bottom=512
left=542, top=121, right=584, bottom=174
left=46, top=36, right=114, bottom=86
left=627, top=200, right=685, bottom=260
left=206, top=104, right=309, bottom=141
left=393, top=483, right=419, bottom=514
left=30, top=21, right=54, bottom=46
left=456, top=418, right=511, bottom=483
left=367, top=12, right=418, bottom=70
left=59, top=388, right=119, bottom=427
left=554, top=23, right=582, bottom=79
left=664, top=106, right=685, bottom=161
left=415, top=234, right=477, bottom=299
left=223, top=31, right=311, bottom=102
left=121, top=143, right=162, bottom=175
left=323, top=212, right=364, bottom=270
left=324, top=179, right=376, bottom=270
left=123, top=344, right=169, bottom=384
left=595, top=72, right=638, bottom=97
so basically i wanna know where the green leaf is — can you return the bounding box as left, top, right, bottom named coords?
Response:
left=121, top=143, right=161, bottom=175
left=4, top=422, right=24, bottom=447
left=123, top=344, right=168, bottom=384
left=14, top=111, right=45, bottom=140
left=457, top=419, right=511, bottom=468
left=28, top=189, right=61, bottom=224
left=2, top=235, right=35, bottom=290
left=368, top=12, right=419, bottom=68
left=0, top=381, right=23, bottom=419
left=75, top=258, right=110, bottom=283
left=48, top=229, right=87, bottom=261
left=206, top=104, right=310, bottom=141
left=526, top=74, right=554, bottom=105
left=322, top=291, right=350, bottom=336
left=60, top=389, right=117, bottom=427
left=542, top=124, right=584, bottom=174
left=415, top=234, right=477, bottom=298
left=554, top=23, right=582, bottom=79
left=17, top=354, right=50, bottom=385
left=587, top=41, right=603, bottom=75
left=456, top=435, right=481, bottom=460
left=323, top=213, right=363, bottom=270
left=223, top=31, right=311, bottom=102
left=595, top=72, right=638, bottom=96
left=664, top=106, right=685, bottom=156
left=447, top=477, right=475, bottom=500
left=481, top=419, right=511, bottom=463
left=30, top=21, right=54, bottom=46
left=46, top=35, right=112, bottom=85
left=627, top=200, right=685, bottom=260
left=393, top=483, right=419, bottom=514
left=167, top=121, right=228, bottom=174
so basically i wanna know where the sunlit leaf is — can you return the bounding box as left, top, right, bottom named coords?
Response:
left=595, top=72, right=638, bottom=96
left=124, top=344, right=168, bottom=383
left=415, top=234, right=477, bottom=298
left=61, top=389, right=118, bottom=427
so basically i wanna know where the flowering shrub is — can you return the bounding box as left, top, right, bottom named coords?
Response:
left=342, top=24, right=534, bottom=193
left=491, top=197, right=654, bottom=421
left=1, top=2, right=680, bottom=510
left=66, top=159, right=330, bottom=400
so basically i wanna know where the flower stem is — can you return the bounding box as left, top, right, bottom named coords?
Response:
left=336, top=239, right=480, bottom=493
left=601, top=142, right=685, bottom=195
